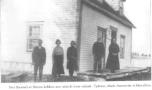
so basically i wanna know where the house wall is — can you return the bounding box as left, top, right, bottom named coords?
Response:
left=79, top=3, right=132, bottom=72
left=1, top=0, right=80, bottom=74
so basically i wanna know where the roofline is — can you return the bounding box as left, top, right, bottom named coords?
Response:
left=82, top=0, right=136, bottom=28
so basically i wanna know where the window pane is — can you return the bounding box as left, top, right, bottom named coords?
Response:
left=29, top=39, right=33, bottom=50
left=27, top=24, right=41, bottom=52
left=120, top=35, right=125, bottom=58
left=111, top=30, right=117, bottom=39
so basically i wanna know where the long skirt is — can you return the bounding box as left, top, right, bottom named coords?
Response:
left=106, top=54, right=120, bottom=71
left=67, top=59, right=78, bottom=71
left=52, top=55, right=64, bottom=76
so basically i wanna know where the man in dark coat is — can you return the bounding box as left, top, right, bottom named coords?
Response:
left=67, top=41, right=78, bottom=77
left=92, top=38, right=105, bottom=72
left=32, top=39, right=46, bottom=81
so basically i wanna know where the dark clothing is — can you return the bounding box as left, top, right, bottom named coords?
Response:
left=69, top=68, right=74, bottom=77
left=93, top=56, right=102, bottom=72
left=92, top=42, right=105, bottom=72
left=106, top=43, right=120, bottom=72
left=67, top=46, right=78, bottom=76
left=32, top=46, right=46, bottom=81
left=52, top=55, right=64, bottom=76
left=92, top=42, right=105, bottom=57
left=34, top=64, right=43, bottom=81
left=32, top=47, right=46, bottom=65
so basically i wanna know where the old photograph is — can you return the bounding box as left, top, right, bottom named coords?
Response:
left=0, top=0, right=151, bottom=83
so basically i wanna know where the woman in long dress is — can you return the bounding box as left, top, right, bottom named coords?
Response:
left=52, top=39, right=64, bottom=77
left=67, top=41, right=78, bottom=77
left=106, top=38, right=120, bottom=73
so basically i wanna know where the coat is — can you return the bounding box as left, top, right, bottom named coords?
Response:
left=32, top=46, right=46, bottom=66
left=67, top=46, right=78, bottom=71
left=92, top=42, right=105, bottom=57
left=106, top=43, right=120, bottom=70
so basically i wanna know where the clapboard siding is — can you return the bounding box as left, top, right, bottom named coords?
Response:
left=79, top=3, right=132, bottom=72
left=1, top=0, right=80, bottom=74
left=36, top=0, right=80, bottom=74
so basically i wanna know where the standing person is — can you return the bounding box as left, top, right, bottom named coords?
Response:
left=52, top=39, right=64, bottom=77
left=106, top=38, right=120, bottom=73
left=67, top=41, right=78, bottom=77
left=32, top=39, right=46, bottom=82
left=92, top=38, right=105, bottom=72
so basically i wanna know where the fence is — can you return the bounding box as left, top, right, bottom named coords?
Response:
left=1, top=61, right=33, bottom=75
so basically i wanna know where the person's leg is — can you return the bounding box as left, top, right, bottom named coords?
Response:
left=71, top=69, right=74, bottom=77
left=39, top=65, right=43, bottom=81
left=34, top=65, right=38, bottom=82
left=69, top=68, right=74, bottom=77
left=93, top=56, right=97, bottom=72
left=69, top=69, right=72, bottom=77
left=98, top=57, right=102, bottom=72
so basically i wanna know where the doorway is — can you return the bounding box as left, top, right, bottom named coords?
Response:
left=97, top=26, right=107, bottom=70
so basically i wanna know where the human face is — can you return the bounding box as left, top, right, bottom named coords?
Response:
left=56, top=41, right=61, bottom=46
left=97, top=38, right=102, bottom=43
left=71, top=41, right=75, bottom=46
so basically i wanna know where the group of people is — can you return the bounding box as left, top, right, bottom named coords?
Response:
left=32, top=38, right=120, bottom=81
left=51, top=39, right=78, bottom=78
left=93, top=38, right=120, bottom=73
left=32, top=39, right=78, bottom=81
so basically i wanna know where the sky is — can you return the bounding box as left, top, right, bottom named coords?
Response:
left=124, top=0, right=151, bottom=55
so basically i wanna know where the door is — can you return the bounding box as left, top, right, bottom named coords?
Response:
left=97, top=27, right=106, bottom=70
left=111, top=30, right=117, bottom=40
left=110, top=26, right=117, bottom=40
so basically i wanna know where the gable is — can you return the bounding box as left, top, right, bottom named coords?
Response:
left=82, top=0, right=135, bottom=28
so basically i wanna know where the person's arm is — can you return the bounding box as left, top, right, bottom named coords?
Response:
left=117, top=44, right=120, bottom=53
left=109, top=44, right=112, bottom=53
left=102, top=43, right=105, bottom=57
left=32, top=47, right=36, bottom=65
left=67, top=48, right=70, bottom=62
left=92, top=43, right=96, bottom=55
left=61, top=47, right=64, bottom=64
left=75, top=48, right=78, bottom=60
left=113, top=44, right=120, bottom=55
left=66, top=47, right=70, bottom=69
left=43, top=48, right=46, bottom=65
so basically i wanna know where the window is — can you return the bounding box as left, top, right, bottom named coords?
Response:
left=111, top=30, right=117, bottom=39
left=110, top=26, right=117, bottom=40
left=97, top=26, right=106, bottom=47
left=120, top=35, right=125, bottom=58
left=27, top=23, right=42, bottom=52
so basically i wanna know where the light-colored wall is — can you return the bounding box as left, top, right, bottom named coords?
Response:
left=1, top=0, right=79, bottom=74
left=79, top=4, right=132, bottom=72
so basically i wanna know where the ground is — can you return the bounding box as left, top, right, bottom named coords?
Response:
left=1, top=71, right=151, bottom=82
left=107, top=72, right=151, bottom=81
left=1, top=74, right=86, bottom=82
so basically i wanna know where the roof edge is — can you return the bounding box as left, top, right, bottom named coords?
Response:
left=82, top=0, right=136, bottom=28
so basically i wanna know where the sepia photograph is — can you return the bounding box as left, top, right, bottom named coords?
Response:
left=0, top=0, right=151, bottom=83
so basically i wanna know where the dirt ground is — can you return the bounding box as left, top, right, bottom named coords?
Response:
left=1, top=74, right=86, bottom=83
left=1, top=71, right=151, bottom=83
left=107, top=72, right=151, bottom=81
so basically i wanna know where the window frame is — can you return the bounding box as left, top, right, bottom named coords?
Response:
left=26, top=21, right=43, bottom=52
left=120, top=35, right=126, bottom=59
left=110, top=26, right=118, bottom=40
